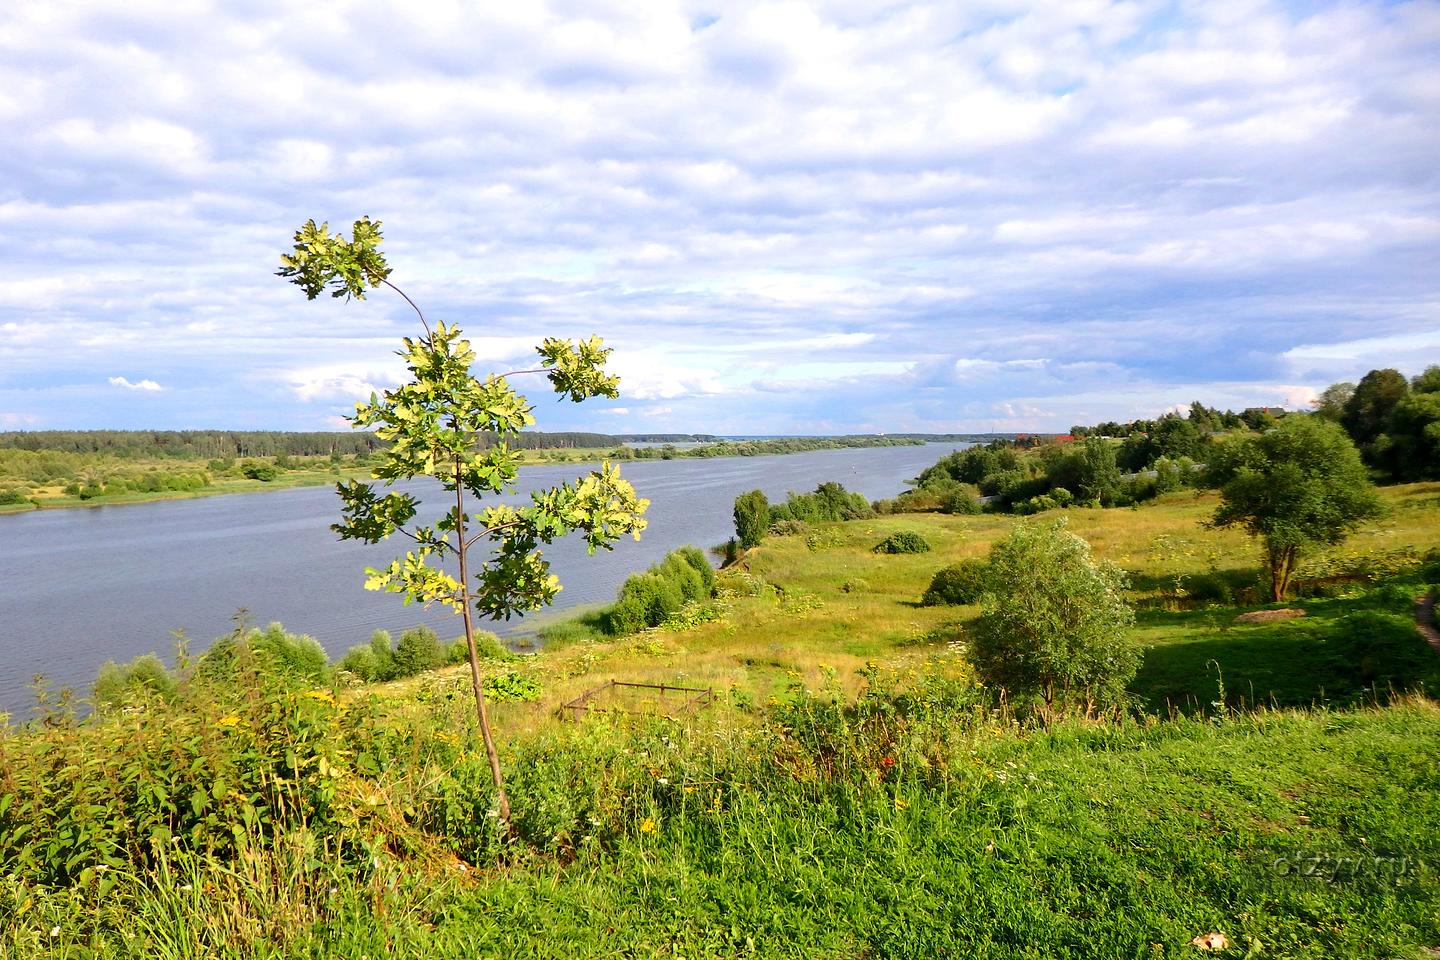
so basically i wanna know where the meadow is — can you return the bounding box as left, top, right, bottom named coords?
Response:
left=2, top=483, right=1438, bottom=958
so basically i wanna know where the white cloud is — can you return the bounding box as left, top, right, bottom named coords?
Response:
left=107, top=376, right=163, bottom=392
left=0, top=0, right=1432, bottom=431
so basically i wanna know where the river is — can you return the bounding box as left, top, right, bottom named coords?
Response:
left=0, top=443, right=967, bottom=716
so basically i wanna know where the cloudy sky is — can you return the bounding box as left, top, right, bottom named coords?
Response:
left=1, top=0, right=1437, bottom=435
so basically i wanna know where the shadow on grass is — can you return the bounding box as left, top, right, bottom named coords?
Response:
left=1132, top=586, right=1438, bottom=716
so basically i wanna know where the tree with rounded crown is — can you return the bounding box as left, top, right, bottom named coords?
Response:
left=1207, top=415, right=1383, bottom=602
left=277, top=217, right=649, bottom=830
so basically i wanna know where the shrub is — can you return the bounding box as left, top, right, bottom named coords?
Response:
left=240, top=460, right=279, bottom=482
left=0, top=487, right=30, bottom=506
left=874, top=531, right=931, bottom=554
left=733, top=489, right=770, bottom=548
left=840, top=578, right=870, bottom=594
left=391, top=625, right=444, bottom=678
left=968, top=518, right=1137, bottom=714
left=92, top=653, right=177, bottom=709
left=338, top=643, right=381, bottom=681
left=447, top=631, right=507, bottom=663
left=249, top=623, right=330, bottom=685
left=603, top=547, right=716, bottom=635
left=921, top=559, right=989, bottom=606
left=769, top=482, right=874, bottom=524
left=941, top=489, right=982, bottom=514
left=769, top=519, right=813, bottom=537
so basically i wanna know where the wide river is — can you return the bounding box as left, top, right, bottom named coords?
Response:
left=0, top=443, right=967, bottom=716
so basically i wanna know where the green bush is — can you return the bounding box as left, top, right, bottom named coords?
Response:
left=391, top=625, right=444, bottom=678
left=0, top=487, right=30, bottom=506
left=769, top=482, right=874, bottom=525
left=769, top=519, right=813, bottom=537
left=941, top=489, right=983, bottom=514
left=338, top=643, right=381, bottom=682
left=92, top=654, right=177, bottom=710
left=840, top=578, right=870, bottom=594
left=240, top=460, right=279, bottom=482
left=603, top=547, right=717, bottom=635
left=922, top=559, right=989, bottom=606
left=969, top=518, right=1137, bottom=714
left=874, top=530, right=932, bottom=554
left=249, top=623, right=330, bottom=685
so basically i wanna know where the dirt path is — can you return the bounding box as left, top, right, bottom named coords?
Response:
left=1418, top=590, right=1440, bottom=653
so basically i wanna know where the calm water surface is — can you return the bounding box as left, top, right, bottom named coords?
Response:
left=0, top=444, right=966, bottom=715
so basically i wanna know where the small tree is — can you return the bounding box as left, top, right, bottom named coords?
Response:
left=968, top=517, right=1137, bottom=716
left=733, top=489, right=769, bottom=548
left=1208, top=415, right=1384, bottom=601
left=278, top=218, right=649, bottom=829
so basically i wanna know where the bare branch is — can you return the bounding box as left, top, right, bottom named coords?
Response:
left=381, top=279, right=430, bottom=336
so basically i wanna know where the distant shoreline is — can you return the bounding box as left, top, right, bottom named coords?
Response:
left=0, top=436, right=984, bottom=517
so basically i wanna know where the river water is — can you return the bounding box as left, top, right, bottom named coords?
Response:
left=0, top=443, right=966, bottom=715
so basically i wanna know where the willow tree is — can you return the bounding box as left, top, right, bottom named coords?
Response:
left=278, top=217, right=648, bottom=828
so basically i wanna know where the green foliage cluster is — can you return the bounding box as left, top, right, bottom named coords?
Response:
left=198, top=623, right=331, bottom=688
left=873, top=530, right=932, bottom=554
left=768, top=518, right=813, bottom=537
left=768, top=481, right=875, bottom=525
left=921, top=559, right=990, bottom=606
left=604, top=435, right=923, bottom=462
left=1311, top=365, right=1440, bottom=483
left=338, top=626, right=505, bottom=683
left=732, top=489, right=769, bottom=548
left=481, top=671, right=543, bottom=703
left=603, top=547, right=716, bottom=635
left=901, top=437, right=1172, bottom=515
left=968, top=518, right=1138, bottom=713
left=1209, top=416, right=1386, bottom=601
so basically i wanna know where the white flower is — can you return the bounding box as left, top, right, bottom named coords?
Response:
left=49, top=926, right=60, bottom=938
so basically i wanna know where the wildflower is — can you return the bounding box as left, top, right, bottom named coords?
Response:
left=216, top=715, right=241, bottom=728
left=304, top=690, right=337, bottom=706
left=879, top=756, right=896, bottom=769
left=894, top=798, right=909, bottom=810
left=49, top=926, right=60, bottom=938
left=639, top=817, right=657, bottom=834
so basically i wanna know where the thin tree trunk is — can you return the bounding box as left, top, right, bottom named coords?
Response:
left=453, top=459, right=512, bottom=829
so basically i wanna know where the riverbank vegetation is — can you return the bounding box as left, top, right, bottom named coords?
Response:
left=0, top=434, right=929, bottom=514
left=4, top=477, right=1438, bottom=957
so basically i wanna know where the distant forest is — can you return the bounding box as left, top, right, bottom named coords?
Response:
left=0, top=430, right=624, bottom=459
left=0, top=430, right=1006, bottom=460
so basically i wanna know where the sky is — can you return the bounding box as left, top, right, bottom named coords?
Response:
left=0, top=0, right=1437, bottom=435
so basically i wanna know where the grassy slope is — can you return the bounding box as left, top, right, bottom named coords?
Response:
left=315, top=704, right=1440, bottom=960
left=6, top=483, right=1440, bottom=958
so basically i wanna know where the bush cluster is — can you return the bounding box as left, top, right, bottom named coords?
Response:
left=339, top=626, right=505, bottom=683
left=604, top=546, right=716, bottom=635
left=921, top=559, right=989, bottom=606
left=874, top=531, right=932, bottom=554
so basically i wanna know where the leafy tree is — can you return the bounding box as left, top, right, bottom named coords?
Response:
left=1386, top=392, right=1440, bottom=482
left=1311, top=382, right=1355, bottom=422
left=1208, top=416, right=1384, bottom=601
left=278, top=217, right=648, bottom=829
left=1076, top=437, right=1122, bottom=505
left=733, top=489, right=770, bottom=548
left=1413, top=365, right=1440, bottom=395
left=968, top=518, right=1137, bottom=715
left=1343, top=368, right=1409, bottom=450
